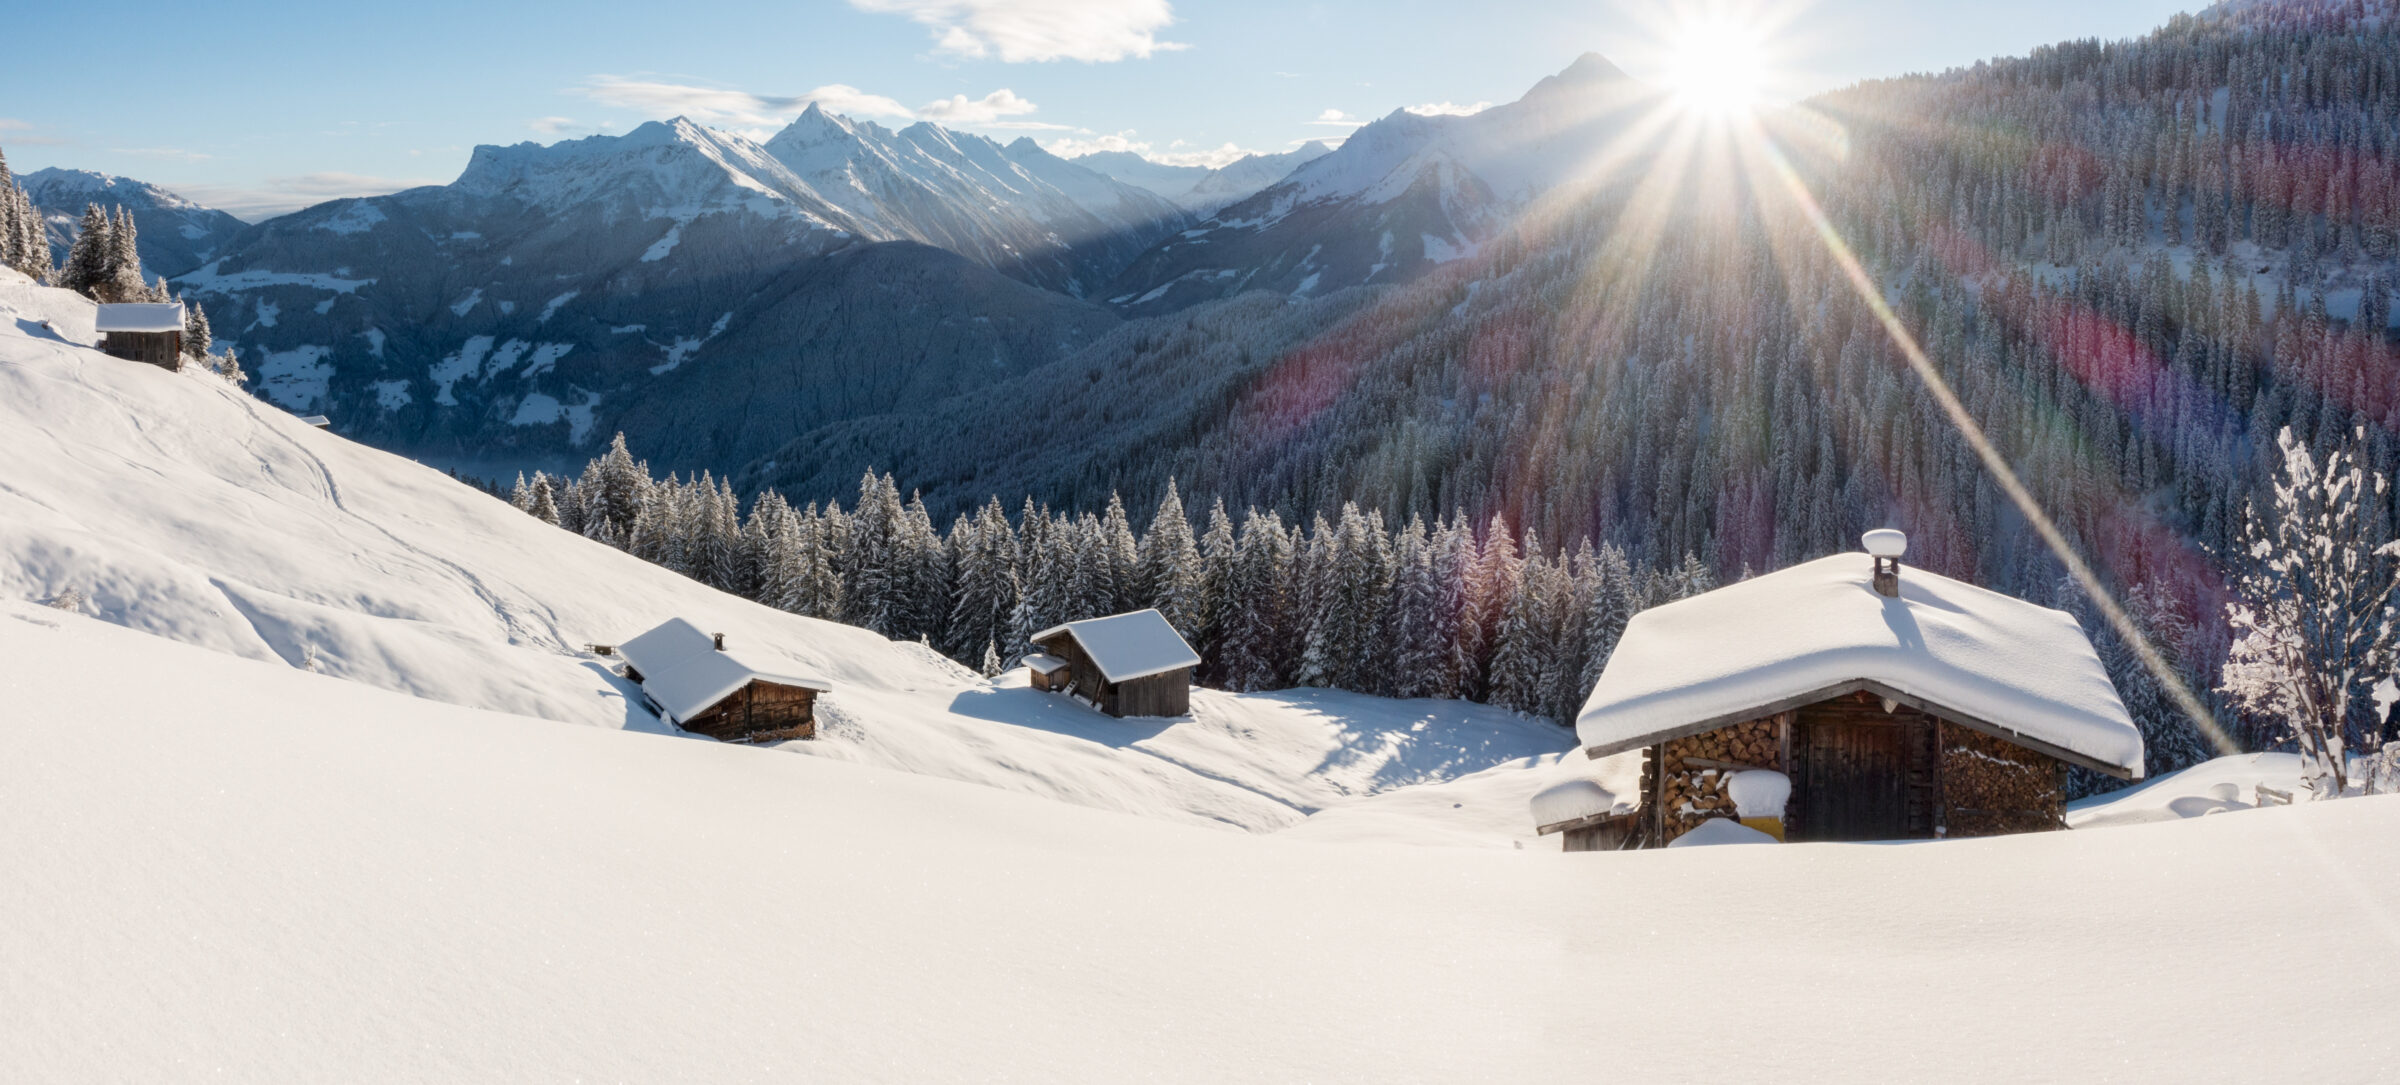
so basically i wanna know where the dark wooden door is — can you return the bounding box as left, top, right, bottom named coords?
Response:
left=1797, top=720, right=1909, bottom=841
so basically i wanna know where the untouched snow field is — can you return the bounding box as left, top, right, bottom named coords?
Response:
left=6, top=605, right=2398, bottom=1082
left=5, top=272, right=2400, bottom=1080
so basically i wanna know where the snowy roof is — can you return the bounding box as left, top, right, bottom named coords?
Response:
left=93, top=302, right=185, bottom=333
left=618, top=618, right=831, bottom=725
left=1021, top=653, right=1071, bottom=675
left=1031, top=610, right=1201, bottom=684
left=1577, top=553, right=2144, bottom=779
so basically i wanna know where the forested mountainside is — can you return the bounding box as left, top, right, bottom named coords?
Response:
left=667, top=0, right=2399, bottom=756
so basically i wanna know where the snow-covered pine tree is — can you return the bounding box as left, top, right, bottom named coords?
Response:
left=509, top=473, right=536, bottom=513
left=1194, top=499, right=1238, bottom=681
left=1218, top=508, right=1291, bottom=692
left=896, top=493, right=952, bottom=645
left=2220, top=426, right=2400, bottom=798
left=1486, top=528, right=1547, bottom=716
left=1137, top=480, right=1204, bottom=640
left=1433, top=515, right=1479, bottom=700
left=181, top=303, right=213, bottom=361
left=1578, top=543, right=1635, bottom=694
left=947, top=498, right=1019, bottom=662
left=1389, top=514, right=1446, bottom=699
left=526, top=473, right=560, bottom=526
left=1098, top=494, right=1141, bottom=615
left=102, top=207, right=145, bottom=303
left=59, top=205, right=111, bottom=297
left=841, top=472, right=905, bottom=635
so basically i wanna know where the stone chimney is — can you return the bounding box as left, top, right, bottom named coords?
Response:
left=1863, top=529, right=1907, bottom=598
left=712, top=632, right=726, bottom=651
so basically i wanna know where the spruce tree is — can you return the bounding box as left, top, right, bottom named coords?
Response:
left=59, top=204, right=111, bottom=297
left=1138, top=480, right=1205, bottom=639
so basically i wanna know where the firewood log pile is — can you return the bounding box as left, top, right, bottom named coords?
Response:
left=1657, top=719, right=1785, bottom=840
left=1938, top=721, right=2065, bottom=836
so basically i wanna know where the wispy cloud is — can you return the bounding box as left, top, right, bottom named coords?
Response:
left=0, top=118, right=68, bottom=146
left=178, top=172, right=439, bottom=222
left=570, top=76, right=1067, bottom=134
left=1041, top=132, right=1259, bottom=169
left=1308, top=108, right=1366, bottom=128
left=571, top=77, right=915, bottom=130
left=528, top=116, right=582, bottom=135
left=1406, top=100, right=1492, bottom=117
left=917, top=89, right=1043, bottom=126
left=850, top=0, right=1185, bottom=62
left=110, top=147, right=212, bottom=161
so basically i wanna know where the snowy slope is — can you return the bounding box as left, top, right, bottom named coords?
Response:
left=5, top=602, right=2396, bottom=1081
left=0, top=271, right=1559, bottom=832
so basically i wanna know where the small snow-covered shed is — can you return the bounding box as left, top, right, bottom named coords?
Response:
left=1030, top=609, right=1200, bottom=718
left=617, top=618, right=831, bottom=742
left=94, top=302, right=185, bottom=371
left=1572, top=532, right=2143, bottom=846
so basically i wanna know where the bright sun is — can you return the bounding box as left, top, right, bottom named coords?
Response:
left=1662, top=17, right=1769, bottom=117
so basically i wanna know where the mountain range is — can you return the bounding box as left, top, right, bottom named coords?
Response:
left=22, top=167, right=248, bottom=277
left=158, top=53, right=1672, bottom=481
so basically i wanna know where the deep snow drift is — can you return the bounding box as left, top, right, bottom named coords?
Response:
left=5, top=603, right=2396, bottom=1082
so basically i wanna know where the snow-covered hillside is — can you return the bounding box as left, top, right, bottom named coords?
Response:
left=7, top=270, right=2400, bottom=1080
left=6, top=600, right=2396, bottom=1081
left=0, top=271, right=1560, bottom=833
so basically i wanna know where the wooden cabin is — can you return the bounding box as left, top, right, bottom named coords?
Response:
left=1543, top=530, right=2145, bottom=849
left=1023, top=653, right=1072, bottom=693
left=94, top=302, right=186, bottom=371
left=1029, top=609, right=1201, bottom=718
left=616, top=618, right=832, bottom=742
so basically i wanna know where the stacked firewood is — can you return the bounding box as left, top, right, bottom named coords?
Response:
left=1657, top=719, right=1785, bottom=838
left=1939, top=721, right=2064, bottom=835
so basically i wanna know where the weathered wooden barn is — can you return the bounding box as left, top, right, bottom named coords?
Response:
left=616, top=618, right=832, bottom=742
left=94, top=302, right=186, bottom=371
left=1029, top=610, right=1201, bottom=718
left=1541, top=531, right=2145, bottom=849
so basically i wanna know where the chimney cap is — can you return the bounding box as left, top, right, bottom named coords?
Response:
left=1863, top=529, right=1908, bottom=559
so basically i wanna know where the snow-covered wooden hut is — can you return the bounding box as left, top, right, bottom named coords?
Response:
left=94, top=302, right=185, bottom=371
left=1029, top=609, right=1201, bottom=718
left=616, top=618, right=832, bottom=742
left=1566, top=531, right=2144, bottom=847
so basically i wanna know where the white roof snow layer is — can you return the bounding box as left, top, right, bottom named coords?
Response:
left=618, top=617, right=831, bottom=725
left=93, top=302, right=185, bottom=333
left=1577, top=553, right=2144, bottom=778
left=1021, top=653, right=1071, bottom=675
left=1031, top=609, right=1201, bottom=684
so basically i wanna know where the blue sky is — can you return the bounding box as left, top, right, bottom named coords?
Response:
left=5, top=0, right=2203, bottom=220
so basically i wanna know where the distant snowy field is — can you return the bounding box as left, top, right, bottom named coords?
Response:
left=4, top=271, right=2398, bottom=1080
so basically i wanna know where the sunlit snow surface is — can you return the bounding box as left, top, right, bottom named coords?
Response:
left=3, top=270, right=2397, bottom=1081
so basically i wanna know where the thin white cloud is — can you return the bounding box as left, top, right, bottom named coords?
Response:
left=1406, top=100, right=1492, bottom=117
left=850, top=0, right=1185, bottom=62
left=917, top=88, right=1038, bottom=125
left=177, top=172, right=439, bottom=222
left=0, top=118, right=67, bottom=146
left=1042, top=132, right=1258, bottom=170
left=571, top=77, right=914, bottom=129
left=111, top=147, right=212, bottom=161
left=569, top=76, right=1059, bottom=133
left=1308, top=108, right=1366, bottom=128
left=528, top=116, right=581, bottom=135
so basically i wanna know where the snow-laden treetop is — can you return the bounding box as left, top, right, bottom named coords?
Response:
left=1577, top=553, right=2145, bottom=777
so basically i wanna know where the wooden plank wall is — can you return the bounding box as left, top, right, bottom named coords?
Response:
left=685, top=680, right=818, bottom=741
